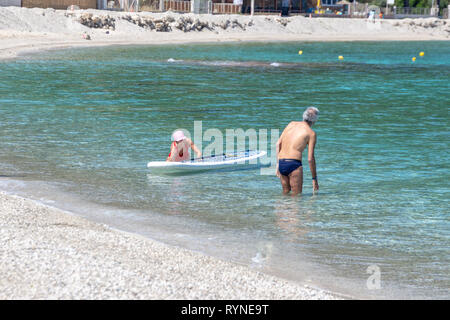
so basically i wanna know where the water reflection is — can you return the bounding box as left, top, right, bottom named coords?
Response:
left=274, top=194, right=318, bottom=242
left=146, top=173, right=190, bottom=216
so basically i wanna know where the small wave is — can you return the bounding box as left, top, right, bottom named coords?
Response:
left=199, top=61, right=247, bottom=67
left=162, top=59, right=314, bottom=69
left=251, top=252, right=266, bottom=264
left=192, top=60, right=285, bottom=68
left=167, top=58, right=183, bottom=63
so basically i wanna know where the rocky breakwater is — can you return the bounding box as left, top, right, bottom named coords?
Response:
left=66, top=12, right=116, bottom=30
left=121, top=14, right=251, bottom=32
left=121, top=14, right=172, bottom=32
left=393, top=18, right=450, bottom=35
left=68, top=12, right=260, bottom=33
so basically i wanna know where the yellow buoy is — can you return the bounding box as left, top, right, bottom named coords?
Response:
left=338, top=55, right=344, bottom=60
left=412, top=57, right=416, bottom=62
left=419, top=52, right=425, bottom=57
left=298, top=50, right=303, bottom=55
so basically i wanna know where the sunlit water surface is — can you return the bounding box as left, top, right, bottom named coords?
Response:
left=0, top=41, right=448, bottom=299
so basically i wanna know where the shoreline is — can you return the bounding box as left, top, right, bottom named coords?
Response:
left=0, top=190, right=344, bottom=299
left=3, top=33, right=448, bottom=63
left=1, top=7, right=449, bottom=61
left=3, top=32, right=450, bottom=62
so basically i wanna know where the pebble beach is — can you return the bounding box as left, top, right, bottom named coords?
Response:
left=0, top=191, right=341, bottom=299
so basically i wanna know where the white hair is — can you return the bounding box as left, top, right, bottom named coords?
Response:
left=303, top=107, right=320, bottom=124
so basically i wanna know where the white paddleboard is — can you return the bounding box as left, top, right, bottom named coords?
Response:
left=147, top=150, right=268, bottom=174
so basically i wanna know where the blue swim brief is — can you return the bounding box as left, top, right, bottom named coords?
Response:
left=278, top=159, right=302, bottom=176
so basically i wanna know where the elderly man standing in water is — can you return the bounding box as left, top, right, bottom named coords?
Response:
left=276, top=107, right=320, bottom=195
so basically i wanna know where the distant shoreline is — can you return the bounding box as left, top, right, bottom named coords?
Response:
left=1, top=7, right=449, bottom=61
left=3, top=34, right=449, bottom=62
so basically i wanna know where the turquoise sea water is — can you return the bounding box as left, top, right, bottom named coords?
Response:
left=0, top=41, right=449, bottom=299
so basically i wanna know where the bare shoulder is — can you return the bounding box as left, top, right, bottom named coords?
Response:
left=281, top=121, right=295, bottom=135
left=285, top=121, right=303, bottom=130
left=286, top=121, right=297, bottom=128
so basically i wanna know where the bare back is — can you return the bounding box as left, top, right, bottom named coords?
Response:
left=278, top=121, right=315, bottom=160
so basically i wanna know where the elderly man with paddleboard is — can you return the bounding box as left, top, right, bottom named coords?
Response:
left=276, top=107, right=320, bottom=195
left=167, top=130, right=202, bottom=162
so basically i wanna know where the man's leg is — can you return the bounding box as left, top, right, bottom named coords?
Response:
left=279, top=174, right=291, bottom=194
left=289, top=167, right=303, bottom=195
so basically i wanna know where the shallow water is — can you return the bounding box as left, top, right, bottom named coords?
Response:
left=0, top=41, right=449, bottom=299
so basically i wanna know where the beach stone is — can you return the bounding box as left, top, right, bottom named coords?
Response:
left=193, top=19, right=203, bottom=31
left=276, top=18, right=288, bottom=27
left=231, top=19, right=244, bottom=30
left=218, top=20, right=230, bottom=30
left=81, top=12, right=93, bottom=20
left=155, top=22, right=170, bottom=32
left=146, top=19, right=155, bottom=30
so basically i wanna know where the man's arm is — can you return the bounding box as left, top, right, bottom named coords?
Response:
left=276, top=137, right=282, bottom=160
left=275, top=125, right=288, bottom=177
left=308, top=132, right=319, bottom=191
left=275, top=137, right=282, bottom=177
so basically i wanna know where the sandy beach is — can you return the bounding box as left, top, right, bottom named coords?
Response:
left=0, top=191, right=342, bottom=299
left=0, top=7, right=449, bottom=60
